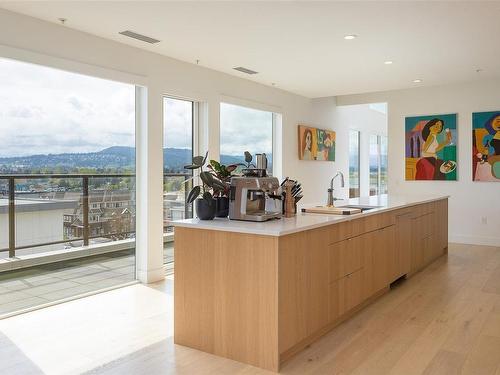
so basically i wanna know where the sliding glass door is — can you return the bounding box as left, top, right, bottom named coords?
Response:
left=162, top=97, right=194, bottom=266
left=0, top=57, right=136, bottom=316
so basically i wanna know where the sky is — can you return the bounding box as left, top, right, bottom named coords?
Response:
left=220, top=102, right=273, bottom=156
left=0, top=58, right=136, bottom=157
left=0, top=57, right=274, bottom=158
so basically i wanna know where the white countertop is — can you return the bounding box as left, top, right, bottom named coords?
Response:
left=172, top=194, right=449, bottom=237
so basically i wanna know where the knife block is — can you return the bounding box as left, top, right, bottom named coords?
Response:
left=284, top=181, right=295, bottom=218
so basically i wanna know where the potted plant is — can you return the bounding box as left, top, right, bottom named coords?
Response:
left=184, top=152, right=226, bottom=220
left=207, top=160, right=238, bottom=217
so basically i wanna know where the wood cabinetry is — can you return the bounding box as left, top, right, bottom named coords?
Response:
left=174, top=198, right=449, bottom=372
left=279, top=228, right=330, bottom=353
left=279, top=200, right=449, bottom=367
left=395, top=210, right=413, bottom=276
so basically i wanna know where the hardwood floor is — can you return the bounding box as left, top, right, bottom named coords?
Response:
left=1, top=243, right=500, bottom=374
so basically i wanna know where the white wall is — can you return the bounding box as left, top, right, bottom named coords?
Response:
left=0, top=9, right=336, bottom=281
left=337, top=80, right=500, bottom=246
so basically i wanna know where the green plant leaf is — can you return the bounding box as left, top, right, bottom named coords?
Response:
left=226, top=165, right=237, bottom=173
left=202, top=151, right=209, bottom=166
left=203, top=191, right=213, bottom=202
left=186, top=185, right=201, bottom=204
left=192, top=156, right=204, bottom=166
left=212, top=179, right=226, bottom=191
left=199, top=171, right=214, bottom=186
left=184, top=164, right=201, bottom=170
left=209, top=160, right=221, bottom=170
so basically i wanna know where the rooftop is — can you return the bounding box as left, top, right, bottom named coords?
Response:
left=0, top=198, right=77, bottom=214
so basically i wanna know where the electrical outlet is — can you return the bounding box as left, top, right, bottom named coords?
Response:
left=481, top=216, right=488, bottom=225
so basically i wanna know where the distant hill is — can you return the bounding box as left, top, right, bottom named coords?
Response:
left=0, top=147, right=268, bottom=173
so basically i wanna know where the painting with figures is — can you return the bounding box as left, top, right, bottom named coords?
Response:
left=298, top=125, right=335, bottom=161
left=405, top=114, right=457, bottom=181
left=472, top=111, right=500, bottom=181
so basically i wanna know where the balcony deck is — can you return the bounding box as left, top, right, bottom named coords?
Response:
left=0, top=243, right=174, bottom=317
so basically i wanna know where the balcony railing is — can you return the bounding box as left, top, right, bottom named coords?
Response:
left=0, top=173, right=191, bottom=258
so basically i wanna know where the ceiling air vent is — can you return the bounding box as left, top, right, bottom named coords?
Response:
left=119, top=30, right=160, bottom=44
left=233, top=66, right=258, bottom=75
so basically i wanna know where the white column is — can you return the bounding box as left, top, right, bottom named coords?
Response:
left=207, top=98, right=220, bottom=159
left=135, top=86, right=165, bottom=283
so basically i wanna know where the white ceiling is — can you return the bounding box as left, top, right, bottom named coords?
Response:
left=2, top=1, right=500, bottom=98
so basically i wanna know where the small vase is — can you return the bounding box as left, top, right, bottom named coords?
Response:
left=195, top=198, right=216, bottom=220
left=215, top=197, right=229, bottom=218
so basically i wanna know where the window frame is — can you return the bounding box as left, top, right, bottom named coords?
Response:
left=348, top=129, right=361, bottom=198
left=368, top=134, right=388, bottom=196
left=219, top=101, right=277, bottom=176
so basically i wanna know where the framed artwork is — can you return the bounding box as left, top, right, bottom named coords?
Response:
left=405, top=114, right=457, bottom=181
left=298, top=125, right=335, bottom=161
left=472, top=111, right=500, bottom=181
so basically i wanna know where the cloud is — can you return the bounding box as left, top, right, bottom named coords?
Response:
left=0, top=58, right=274, bottom=159
left=0, top=57, right=135, bottom=157
left=7, top=106, right=36, bottom=118
left=67, top=96, right=84, bottom=111
left=220, top=103, right=273, bottom=155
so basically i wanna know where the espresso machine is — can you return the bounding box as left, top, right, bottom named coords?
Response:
left=229, top=176, right=282, bottom=222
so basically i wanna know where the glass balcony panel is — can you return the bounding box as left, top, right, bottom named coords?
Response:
left=14, top=177, right=82, bottom=257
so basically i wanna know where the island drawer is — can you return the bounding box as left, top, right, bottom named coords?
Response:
left=329, top=237, right=363, bottom=282
left=350, top=212, right=394, bottom=236
left=326, top=221, right=352, bottom=244
left=329, top=268, right=365, bottom=322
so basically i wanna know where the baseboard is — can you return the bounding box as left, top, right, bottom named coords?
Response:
left=449, top=235, right=500, bottom=247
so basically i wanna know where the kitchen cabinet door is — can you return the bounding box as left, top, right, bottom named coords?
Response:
left=383, top=225, right=399, bottom=284
left=329, top=237, right=363, bottom=283
left=410, top=216, right=425, bottom=272
left=395, top=211, right=413, bottom=277
left=329, top=268, right=365, bottom=322
left=437, top=199, right=448, bottom=251
left=344, top=268, right=365, bottom=312
left=371, top=227, right=392, bottom=292
left=278, top=227, right=330, bottom=352
left=306, top=229, right=330, bottom=336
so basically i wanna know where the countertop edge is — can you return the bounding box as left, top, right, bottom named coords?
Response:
left=172, top=195, right=449, bottom=237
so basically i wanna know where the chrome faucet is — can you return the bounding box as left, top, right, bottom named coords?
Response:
left=327, top=171, right=345, bottom=206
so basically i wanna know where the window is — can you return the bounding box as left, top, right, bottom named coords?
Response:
left=349, top=130, right=360, bottom=198
left=369, top=135, right=379, bottom=196
left=163, top=97, right=195, bottom=266
left=0, top=57, right=137, bottom=315
left=380, top=135, right=388, bottom=194
left=220, top=102, right=274, bottom=175
left=369, top=134, right=388, bottom=196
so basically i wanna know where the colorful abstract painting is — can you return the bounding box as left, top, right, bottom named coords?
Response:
left=298, top=125, right=335, bottom=161
left=472, top=111, right=500, bottom=181
left=405, top=114, right=457, bottom=181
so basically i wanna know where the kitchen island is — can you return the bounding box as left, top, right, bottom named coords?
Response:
left=172, top=194, right=449, bottom=372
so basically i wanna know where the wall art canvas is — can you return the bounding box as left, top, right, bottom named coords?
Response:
left=472, top=111, right=500, bottom=181
left=298, top=125, right=335, bottom=161
left=405, top=114, right=457, bottom=180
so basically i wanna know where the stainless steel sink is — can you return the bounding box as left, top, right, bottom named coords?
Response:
left=337, top=205, right=381, bottom=212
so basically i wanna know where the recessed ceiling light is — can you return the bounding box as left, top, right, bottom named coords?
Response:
left=413, top=79, right=423, bottom=83
left=344, top=34, right=357, bottom=40
left=384, top=61, right=393, bottom=65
